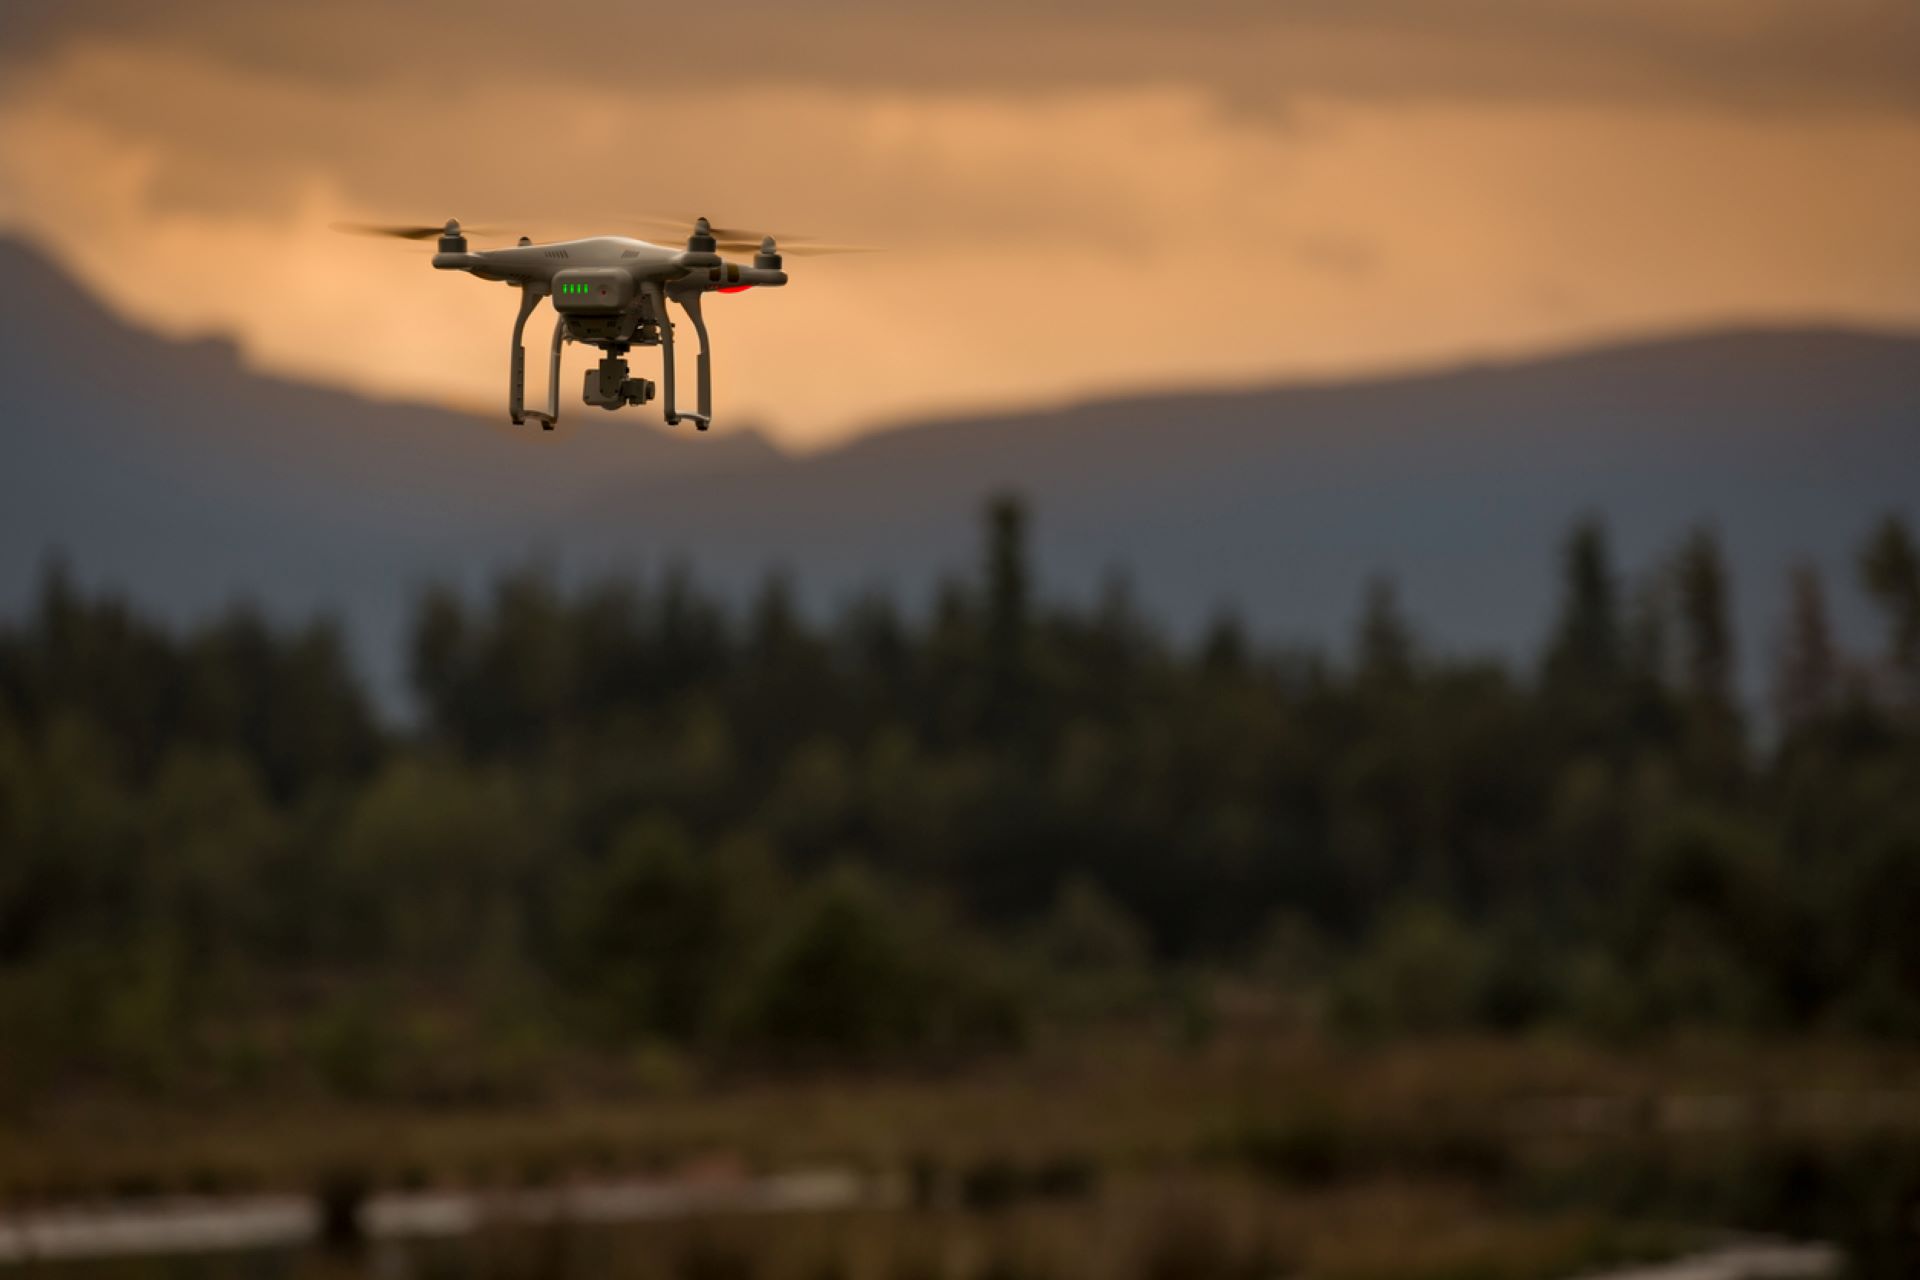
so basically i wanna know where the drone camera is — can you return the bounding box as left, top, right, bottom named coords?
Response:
left=584, top=355, right=655, bottom=411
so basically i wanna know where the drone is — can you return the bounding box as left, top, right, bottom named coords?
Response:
left=337, top=216, right=861, bottom=431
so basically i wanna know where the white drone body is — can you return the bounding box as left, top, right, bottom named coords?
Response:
left=349, top=216, right=842, bottom=431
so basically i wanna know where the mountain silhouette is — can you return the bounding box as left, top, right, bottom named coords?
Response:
left=3, top=233, right=1915, bottom=708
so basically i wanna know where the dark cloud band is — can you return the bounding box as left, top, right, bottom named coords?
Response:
left=3, top=0, right=1917, bottom=116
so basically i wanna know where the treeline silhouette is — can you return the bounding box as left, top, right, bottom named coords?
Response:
left=2, top=500, right=1918, bottom=1100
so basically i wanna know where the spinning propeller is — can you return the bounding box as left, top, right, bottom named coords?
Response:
left=332, top=216, right=872, bottom=257
left=635, top=214, right=876, bottom=257
left=331, top=219, right=509, bottom=241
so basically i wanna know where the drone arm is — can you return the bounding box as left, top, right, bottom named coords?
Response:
left=507, top=284, right=559, bottom=429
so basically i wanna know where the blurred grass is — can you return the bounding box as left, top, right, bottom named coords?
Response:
left=3, top=1029, right=1913, bottom=1277
left=13, top=1180, right=1684, bottom=1280
left=6, top=1028, right=1913, bottom=1200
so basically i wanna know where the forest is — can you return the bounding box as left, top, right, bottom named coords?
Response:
left=2, top=499, right=1919, bottom=1105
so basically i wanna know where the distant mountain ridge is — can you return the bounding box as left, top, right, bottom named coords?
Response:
left=2, top=233, right=1915, bottom=707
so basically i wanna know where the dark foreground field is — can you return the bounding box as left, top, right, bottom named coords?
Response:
left=6, top=1030, right=1916, bottom=1279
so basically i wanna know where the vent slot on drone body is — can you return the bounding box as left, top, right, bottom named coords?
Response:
left=544, top=249, right=570, bottom=259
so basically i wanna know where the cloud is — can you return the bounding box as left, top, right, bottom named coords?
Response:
left=0, top=2, right=1914, bottom=447
left=3, top=0, right=1917, bottom=118
left=4, top=54, right=1915, bottom=448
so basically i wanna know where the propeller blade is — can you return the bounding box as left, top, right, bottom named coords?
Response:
left=639, top=213, right=881, bottom=257
left=332, top=221, right=443, bottom=240
left=637, top=214, right=800, bottom=242
left=330, top=221, right=507, bottom=241
left=773, top=243, right=881, bottom=257
left=708, top=236, right=880, bottom=257
left=705, top=223, right=785, bottom=242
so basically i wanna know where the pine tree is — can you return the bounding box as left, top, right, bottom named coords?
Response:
left=983, top=493, right=1033, bottom=730
left=1675, top=527, right=1734, bottom=708
left=1859, top=514, right=1920, bottom=703
left=1543, top=519, right=1622, bottom=689
left=1356, top=575, right=1415, bottom=684
left=1201, top=609, right=1250, bottom=676
left=1773, top=564, right=1838, bottom=732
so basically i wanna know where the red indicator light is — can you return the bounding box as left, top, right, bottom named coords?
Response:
left=717, top=285, right=751, bottom=294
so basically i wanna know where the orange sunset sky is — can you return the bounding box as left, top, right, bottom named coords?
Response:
left=1, top=0, right=1916, bottom=448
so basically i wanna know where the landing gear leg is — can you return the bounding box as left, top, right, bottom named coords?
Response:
left=683, top=292, right=712, bottom=432
left=507, top=284, right=562, bottom=430
left=646, top=282, right=712, bottom=430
